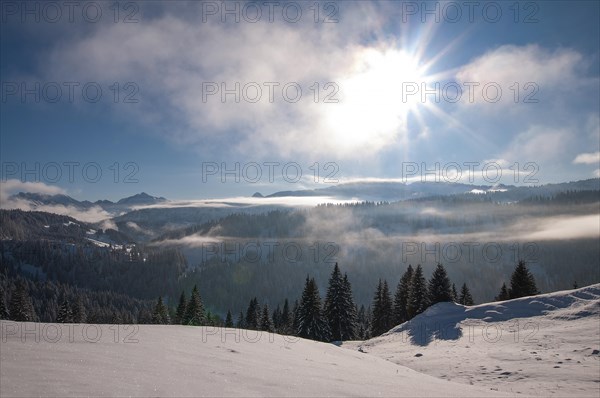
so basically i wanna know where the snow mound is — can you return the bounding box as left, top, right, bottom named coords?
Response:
left=0, top=322, right=509, bottom=397
left=348, top=284, right=600, bottom=397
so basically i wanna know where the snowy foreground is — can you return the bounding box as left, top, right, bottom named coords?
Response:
left=1, top=286, right=598, bottom=397
left=346, top=284, right=600, bottom=397
left=1, top=324, right=507, bottom=397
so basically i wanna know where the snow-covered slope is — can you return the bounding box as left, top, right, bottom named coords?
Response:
left=347, top=284, right=600, bottom=397
left=0, top=322, right=510, bottom=397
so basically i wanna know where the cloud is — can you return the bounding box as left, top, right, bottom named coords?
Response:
left=34, top=3, right=406, bottom=159
left=515, top=215, right=600, bottom=241
left=573, top=152, right=600, bottom=165
left=502, top=126, right=571, bottom=162
left=0, top=179, right=113, bottom=224
left=133, top=196, right=357, bottom=210
left=455, top=44, right=587, bottom=109
left=0, top=179, right=66, bottom=202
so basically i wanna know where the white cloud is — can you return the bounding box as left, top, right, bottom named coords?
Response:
left=573, top=152, right=600, bottom=165
left=499, top=125, right=572, bottom=165
left=0, top=179, right=113, bottom=224
left=0, top=179, right=66, bottom=202
left=37, top=4, right=406, bottom=159
left=455, top=44, right=586, bottom=108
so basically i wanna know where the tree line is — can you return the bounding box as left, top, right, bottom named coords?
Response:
left=139, top=260, right=539, bottom=342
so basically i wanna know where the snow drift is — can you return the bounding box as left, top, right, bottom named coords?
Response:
left=349, top=284, right=600, bottom=397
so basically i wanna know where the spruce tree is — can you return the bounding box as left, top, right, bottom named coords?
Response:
left=451, top=283, right=458, bottom=302
left=393, top=265, right=413, bottom=324
left=428, top=263, right=453, bottom=305
left=57, top=296, right=73, bottom=323
left=279, top=299, right=291, bottom=334
left=0, top=288, right=8, bottom=319
left=407, top=265, right=429, bottom=318
left=357, top=305, right=366, bottom=339
left=225, top=310, right=234, bottom=327
left=296, top=277, right=330, bottom=341
left=236, top=310, right=245, bottom=328
left=509, top=261, right=539, bottom=299
left=174, top=291, right=187, bottom=324
left=260, top=304, right=274, bottom=332
left=291, top=299, right=300, bottom=335
left=495, top=283, right=510, bottom=301
left=459, top=283, right=474, bottom=305
left=245, top=297, right=260, bottom=330
left=324, top=264, right=357, bottom=341
left=9, top=280, right=35, bottom=322
left=183, top=285, right=205, bottom=326
left=340, top=274, right=358, bottom=340
left=152, top=296, right=170, bottom=324
left=71, top=296, right=86, bottom=323
left=371, top=279, right=393, bottom=337
left=272, top=305, right=281, bottom=331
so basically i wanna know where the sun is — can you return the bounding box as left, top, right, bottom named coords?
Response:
left=320, top=47, right=430, bottom=151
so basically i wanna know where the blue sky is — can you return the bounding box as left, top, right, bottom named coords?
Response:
left=1, top=0, right=599, bottom=201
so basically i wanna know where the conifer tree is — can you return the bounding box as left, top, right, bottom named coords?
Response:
left=459, top=283, right=474, bottom=305
left=272, top=305, right=281, bottom=331
left=428, top=263, right=453, bottom=305
left=9, top=280, right=35, bottom=322
left=407, top=265, right=429, bottom=318
left=340, top=274, right=358, bottom=340
left=324, top=264, right=357, bottom=341
left=260, top=304, right=274, bottom=332
left=509, top=261, right=539, bottom=299
left=71, top=296, right=86, bottom=323
left=393, top=265, right=413, bottom=324
left=174, top=291, right=187, bottom=324
left=279, top=299, right=291, bottom=334
left=245, top=297, right=260, bottom=330
left=225, top=310, right=234, bottom=327
left=236, top=310, right=245, bottom=328
left=183, top=285, right=205, bottom=326
left=371, top=279, right=393, bottom=336
left=291, top=299, right=300, bottom=335
left=451, top=283, right=458, bottom=302
left=495, top=283, right=510, bottom=301
left=0, top=288, right=8, bottom=319
left=152, top=296, right=170, bottom=324
left=57, top=296, right=73, bottom=323
left=296, top=277, right=330, bottom=341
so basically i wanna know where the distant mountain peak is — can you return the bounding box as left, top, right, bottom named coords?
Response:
left=116, top=192, right=166, bottom=205
left=252, top=192, right=264, bottom=198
